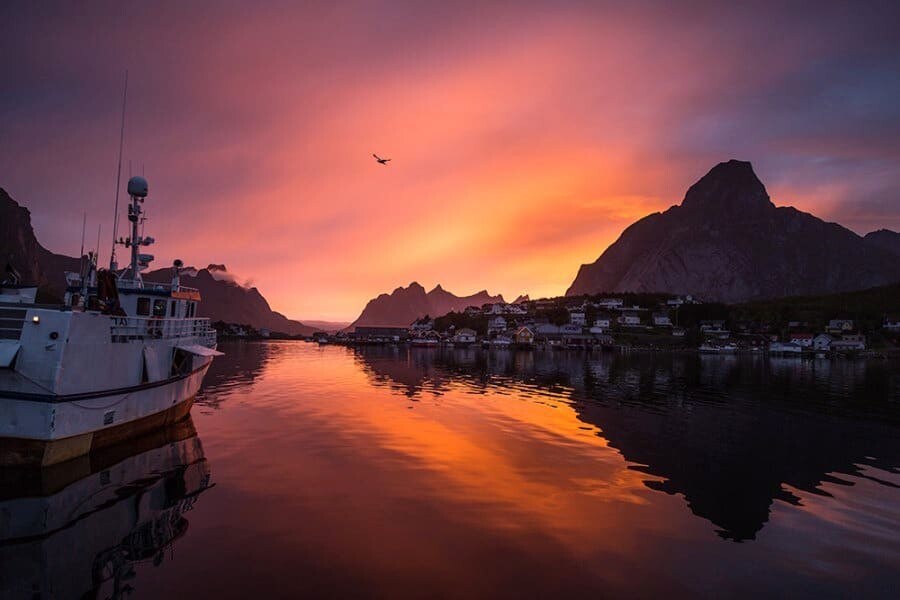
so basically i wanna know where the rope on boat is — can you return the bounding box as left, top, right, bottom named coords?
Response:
left=69, top=393, right=132, bottom=410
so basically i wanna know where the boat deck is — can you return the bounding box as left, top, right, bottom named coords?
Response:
left=0, top=370, right=53, bottom=397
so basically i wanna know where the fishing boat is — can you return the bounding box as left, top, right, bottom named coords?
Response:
left=0, top=176, right=221, bottom=467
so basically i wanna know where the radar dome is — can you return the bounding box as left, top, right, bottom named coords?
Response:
left=127, top=176, right=148, bottom=197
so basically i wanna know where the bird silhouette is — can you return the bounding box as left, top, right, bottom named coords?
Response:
left=373, top=153, right=391, bottom=165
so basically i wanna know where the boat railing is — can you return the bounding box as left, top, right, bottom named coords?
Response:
left=116, top=279, right=201, bottom=294
left=64, top=273, right=201, bottom=295
left=109, top=316, right=217, bottom=345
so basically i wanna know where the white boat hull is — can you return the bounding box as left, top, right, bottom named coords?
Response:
left=0, top=360, right=211, bottom=466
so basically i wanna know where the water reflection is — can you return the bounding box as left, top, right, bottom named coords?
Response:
left=18, top=341, right=891, bottom=598
left=0, top=418, right=211, bottom=599
left=353, top=347, right=900, bottom=542
left=196, top=340, right=273, bottom=408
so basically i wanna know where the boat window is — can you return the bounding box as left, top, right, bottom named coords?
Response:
left=170, top=301, right=177, bottom=317
left=71, top=293, right=80, bottom=307
left=137, top=297, right=151, bottom=316
left=188, top=302, right=196, bottom=318
left=88, top=295, right=100, bottom=310
left=153, top=299, right=166, bottom=317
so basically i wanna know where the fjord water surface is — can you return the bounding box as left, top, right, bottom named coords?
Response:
left=20, top=342, right=900, bottom=598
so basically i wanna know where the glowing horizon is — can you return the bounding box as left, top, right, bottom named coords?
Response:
left=2, top=2, right=899, bottom=322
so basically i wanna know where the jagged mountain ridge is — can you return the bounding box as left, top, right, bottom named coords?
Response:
left=1, top=187, right=81, bottom=301
left=350, top=282, right=504, bottom=328
left=1, top=187, right=314, bottom=336
left=566, top=160, right=900, bottom=302
left=142, top=266, right=314, bottom=336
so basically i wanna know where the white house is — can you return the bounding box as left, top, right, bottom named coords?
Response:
left=487, top=315, right=507, bottom=334
left=593, top=317, right=611, bottom=329
left=569, top=311, right=586, bottom=326
left=827, top=319, right=854, bottom=333
left=789, top=332, right=814, bottom=347
left=652, top=312, right=672, bottom=327
left=484, top=303, right=505, bottom=315
left=813, top=334, right=833, bottom=350
left=535, top=323, right=560, bottom=336
left=699, top=320, right=726, bottom=332
left=410, top=317, right=434, bottom=332
left=595, top=298, right=624, bottom=309
left=453, top=328, right=477, bottom=345
left=830, top=333, right=865, bottom=351
left=769, top=342, right=802, bottom=354
left=504, top=303, right=528, bottom=315
left=617, top=312, right=641, bottom=327
left=884, top=316, right=900, bottom=331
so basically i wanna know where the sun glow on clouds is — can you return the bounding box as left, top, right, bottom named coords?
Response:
left=2, top=2, right=899, bottom=320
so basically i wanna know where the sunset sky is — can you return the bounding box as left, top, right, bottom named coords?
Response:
left=2, top=1, right=899, bottom=321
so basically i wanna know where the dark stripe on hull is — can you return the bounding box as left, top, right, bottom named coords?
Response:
left=0, top=364, right=209, bottom=404
left=0, top=396, right=195, bottom=468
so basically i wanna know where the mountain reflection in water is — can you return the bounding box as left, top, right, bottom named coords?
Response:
left=353, top=346, right=900, bottom=542
left=17, top=341, right=894, bottom=598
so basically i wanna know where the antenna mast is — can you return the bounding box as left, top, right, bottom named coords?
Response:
left=79, top=213, right=86, bottom=258
left=109, top=70, right=128, bottom=271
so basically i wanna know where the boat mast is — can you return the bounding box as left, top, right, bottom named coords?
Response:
left=110, top=71, right=128, bottom=272
left=124, top=176, right=151, bottom=284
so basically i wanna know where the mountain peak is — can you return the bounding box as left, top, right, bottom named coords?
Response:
left=351, top=283, right=503, bottom=328
left=681, top=159, right=773, bottom=214
left=566, top=160, right=900, bottom=301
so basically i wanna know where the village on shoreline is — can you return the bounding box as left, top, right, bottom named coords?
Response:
left=216, top=286, right=900, bottom=359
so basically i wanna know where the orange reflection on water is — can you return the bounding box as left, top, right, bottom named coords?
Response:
left=194, top=344, right=699, bottom=594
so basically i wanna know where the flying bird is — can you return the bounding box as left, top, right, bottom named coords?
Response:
left=373, top=153, right=391, bottom=165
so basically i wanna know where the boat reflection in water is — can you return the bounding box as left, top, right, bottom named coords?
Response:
left=0, top=417, right=211, bottom=599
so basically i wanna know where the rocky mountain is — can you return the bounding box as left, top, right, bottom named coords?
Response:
left=350, top=282, right=503, bottom=328
left=142, top=266, right=315, bottom=336
left=864, top=229, right=900, bottom=257
left=1, top=187, right=81, bottom=301
left=1, top=187, right=314, bottom=336
left=566, top=160, right=900, bottom=302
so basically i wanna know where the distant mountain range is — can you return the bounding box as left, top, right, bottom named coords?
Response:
left=1, top=187, right=315, bottom=336
left=349, top=282, right=503, bottom=328
left=142, top=266, right=315, bottom=336
left=567, top=160, right=900, bottom=302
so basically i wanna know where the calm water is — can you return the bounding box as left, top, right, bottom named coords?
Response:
left=3, top=342, right=900, bottom=598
